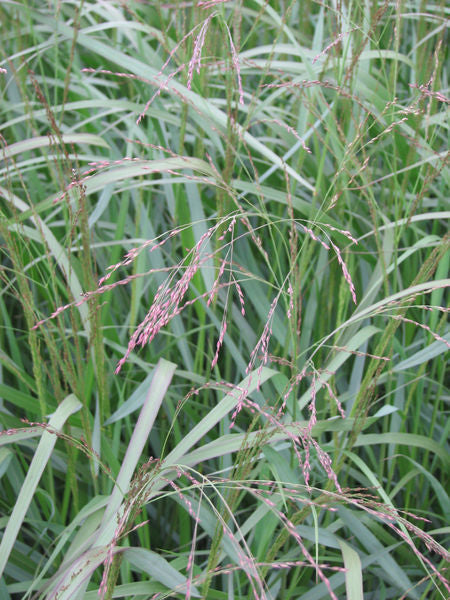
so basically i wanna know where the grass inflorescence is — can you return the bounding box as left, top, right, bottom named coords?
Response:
left=0, top=1, right=448, bottom=598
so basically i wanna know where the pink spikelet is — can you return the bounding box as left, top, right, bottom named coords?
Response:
left=225, top=24, right=244, bottom=105
left=198, top=0, right=230, bottom=8
left=136, top=15, right=214, bottom=124
left=137, top=63, right=185, bottom=125
left=99, top=229, right=182, bottom=287
left=312, top=29, right=356, bottom=64
left=325, top=224, right=358, bottom=245
left=330, top=241, right=357, bottom=304
left=207, top=257, right=227, bottom=306
left=299, top=224, right=330, bottom=250
left=256, top=118, right=311, bottom=152
left=234, top=279, right=245, bottom=316
left=187, top=15, right=213, bottom=90
left=247, top=294, right=279, bottom=375
left=211, top=321, right=227, bottom=368
left=115, top=229, right=214, bottom=373
left=229, top=377, right=251, bottom=427
left=287, top=282, right=294, bottom=319
left=390, top=314, right=450, bottom=348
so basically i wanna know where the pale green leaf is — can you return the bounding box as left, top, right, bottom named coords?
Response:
left=124, top=548, right=201, bottom=597
left=392, top=333, right=450, bottom=372
left=0, top=133, right=109, bottom=161
left=338, top=540, right=364, bottom=600
left=0, top=395, right=82, bottom=579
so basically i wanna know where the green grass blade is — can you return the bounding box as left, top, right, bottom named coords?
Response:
left=338, top=540, right=364, bottom=600
left=96, top=358, right=177, bottom=545
left=0, top=394, right=81, bottom=579
left=123, top=548, right=201, bottom=597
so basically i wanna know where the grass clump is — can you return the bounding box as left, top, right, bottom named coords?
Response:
left=0, top=1, right=448, bottom=598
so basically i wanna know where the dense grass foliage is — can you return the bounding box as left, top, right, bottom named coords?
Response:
left=0, top=1, right=448, bottom=598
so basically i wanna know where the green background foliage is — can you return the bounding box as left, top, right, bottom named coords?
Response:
left=0, top=1, right=448, bottom=598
